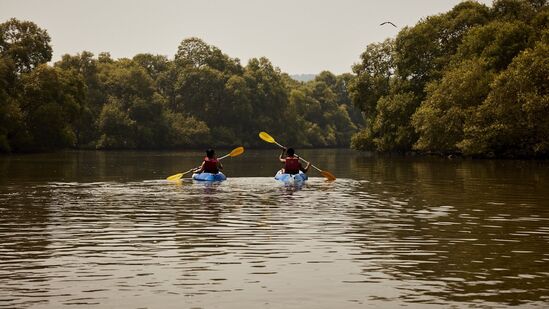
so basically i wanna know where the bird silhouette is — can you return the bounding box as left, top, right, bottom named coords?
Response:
left=380, top=21, right=397, bottom=28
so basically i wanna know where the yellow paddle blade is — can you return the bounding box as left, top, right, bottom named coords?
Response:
left=166, top=168, right=195, bottom=181
left=229, top=146, right=245, bottom=157
left=166, top=173, right=183, bottom=181
left=259, top=132, right=275, bottom=143
left=321, top=170, right=336, bottom=181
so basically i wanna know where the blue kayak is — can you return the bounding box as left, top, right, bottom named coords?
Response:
left=274, top=170, right=308, bottom=183
left=192, top=172, right=227, bottom=182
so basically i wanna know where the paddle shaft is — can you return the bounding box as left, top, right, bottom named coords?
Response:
left=218, top=153, right=231, bottom=160
left=295, top=156, right=323, bottom=173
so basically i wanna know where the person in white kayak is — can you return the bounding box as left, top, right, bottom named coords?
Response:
left=279, top=147, right=309, bottom=175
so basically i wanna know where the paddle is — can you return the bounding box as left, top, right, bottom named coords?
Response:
left=166, top=147, right=245, bottom=181
left=258, top=132, right=336, bottom=181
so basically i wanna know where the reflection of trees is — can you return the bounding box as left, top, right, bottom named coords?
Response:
left=0, top=185, right=52, bottom=307
left=1, top=151, right=207, bottom=183
left=346, top=157, right=549, bottom=305
left=0, top=156, right=11, bottom=185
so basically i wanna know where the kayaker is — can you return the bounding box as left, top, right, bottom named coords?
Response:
left=279, top=147, right=310, bottom=175
left=194, top=149, right=223, bottom=174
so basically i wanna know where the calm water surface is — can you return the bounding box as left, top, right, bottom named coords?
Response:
left=1, top=149, right=548, bottom=308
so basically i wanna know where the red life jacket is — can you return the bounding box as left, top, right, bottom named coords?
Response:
left=284, top=156, right=300, bottom=174
left=203, top=157, right=219, bottom=173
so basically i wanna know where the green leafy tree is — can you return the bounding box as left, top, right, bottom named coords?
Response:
left=17, top=65, right=85, bottom=150
left=456, top=20, right=533, bottom=70
left=175, top=37, right=242, bottom=74
left=97, top=98, right=136, bottom=149
left=307, top=77, right=357, bottom=146
left=283, top=89, right=310, bottom=147
left=244, top=57, right=289, bottom=141
left=530, top=8, right=549, bottom=44
left=5, top=1, right=546, bottom=155
left=334, top=73, right=353, bottom=105
left=412, top=58, right=494, bottom=153
left=0, top=57, right=23, bottom=152
left=460, top=41, right=549, bottom=157
left=371, top=92, right=418, bottom=152
left=394, top=1, right=490, bottom=93
left=351, top=0, right=547, bottom=156
left=329, top=104, right=358, bottom=146
left=132, top=53, right=169, bottom=82
left=223, top=74, right=253, bottom=141
left=336, top=73, right=364, bottom=129
left=174, top=66, right=226, bottom=123
left=491, top=0, right=538, bottom=22
left=164, top=111, right=210, bottom=147
left=94, top=57, right=170, bottom=149
left=348, top=38, right=414, bottom=151
left=0, top=18, right=52, bottom=73
left=54, top=51, right=104, bottom=147
left=284, top=71, right=359, bottom=147
left=349, top=39, right=395, bottom=118
left=155, top=61, right=178, bottom=110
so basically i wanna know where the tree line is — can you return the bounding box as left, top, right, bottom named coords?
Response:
left=0, top=20, right=362, bottom=152
left=349, top=0, right=548, bottom=158
left=1, top=0, right=548, bottom=158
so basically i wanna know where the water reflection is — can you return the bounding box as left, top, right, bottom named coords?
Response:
left=345, top=180, right=549, bottom=305
left=0, top=150, right=548, bottom=308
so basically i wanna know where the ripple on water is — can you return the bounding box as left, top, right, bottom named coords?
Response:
left=0, top=177, right=548, bottom=308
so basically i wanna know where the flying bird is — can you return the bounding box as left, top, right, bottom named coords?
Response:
left=380, top=21, right=397, bottom=28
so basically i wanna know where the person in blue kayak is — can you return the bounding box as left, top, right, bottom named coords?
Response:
left=194, top=149, right=223, bottom=174
left=279, top=147, right=310, bottom=174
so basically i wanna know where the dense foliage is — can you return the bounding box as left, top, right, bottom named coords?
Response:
left=0, top=21, right=361, bottom=152
left=350, top=0, right=548, bottom=158
left=2, top=0, right=548, bottom=158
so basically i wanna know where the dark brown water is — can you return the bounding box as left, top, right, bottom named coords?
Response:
left=1, top=149, right=548, bottom=308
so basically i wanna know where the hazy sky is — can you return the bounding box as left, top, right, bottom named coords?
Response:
left=1, top=0, right=493, bottom=74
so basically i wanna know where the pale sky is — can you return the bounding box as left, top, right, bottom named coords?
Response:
left=1, top=0, right=493, bottom=74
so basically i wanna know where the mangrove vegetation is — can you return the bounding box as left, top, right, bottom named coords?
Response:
left=350, top=0, right=548, bottom=158
left=1, top=0, right=548, bottom=158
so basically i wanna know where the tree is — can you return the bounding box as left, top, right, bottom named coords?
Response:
left=371, top=92, right=418, bottom=152
left=17, top=65, right=85, bottom=150
left=97, top=58, right=173, bottom=149
left=54, top=51, right=104, bottom=147
left=175, top=37, right=241, bottom=74
left=460, top=41, right=549, bottom=157
left=349, top=39, right=395, bottom=119
left=0, top=18, right=52, bottom=73
left=98, top=59, right=155, bottom=106
left=174, top=66, right=222, bottom=118
left=350, top=0, right=548, bottom=156
left=223, top=74, right=253, bottom=138
left=155, top=61, right=178, bottom=110
left=491, top=0, right=538, bottom=22
left=334, top=73, right=354, bottom=106
left=0, top=57, right=23, bottom=152
left=132, top=53, right=169, bottom=82
left=97, top=98, right=136, bottom=149
left=164, top=111, right=210, bottom=147
left=244, top=57, right=289, bottom=141
left=456, top=20, right=533, bottom=70
left=394, top=1, right=490, bottom=93
left=412, top=58, right=494, bottom=153
left=336, top=73, right=364, bottom=128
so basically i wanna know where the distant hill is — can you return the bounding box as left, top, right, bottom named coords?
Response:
left=290, top=74, right=316, bottom=82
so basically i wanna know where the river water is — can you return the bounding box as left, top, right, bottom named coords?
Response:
left=0, top=149, right=548, bottom=308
